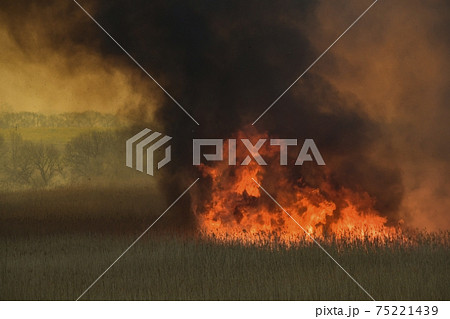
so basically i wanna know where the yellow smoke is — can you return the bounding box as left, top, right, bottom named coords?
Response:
left=0, top=1, right=162, bottom=116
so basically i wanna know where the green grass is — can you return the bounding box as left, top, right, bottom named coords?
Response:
left=0, top=185, right=449, bottom=300
left=1, top=234, right=448, bottom=300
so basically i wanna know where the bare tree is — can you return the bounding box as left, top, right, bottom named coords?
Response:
left=5, top=131, right=34, bottom=185
left=0, top=134, right=5, bottom=169
left=65, top=131, right=114, bottom=178
left=30, top=143, right=61, bottom=186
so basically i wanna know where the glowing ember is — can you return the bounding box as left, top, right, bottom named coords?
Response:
left=191, top=130, right=402, bottom=246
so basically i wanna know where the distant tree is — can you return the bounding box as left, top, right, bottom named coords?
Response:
left=0, top=113, right=6, bottom=128
left=83, top=111, right=101, bottom=127
left=65, top=131, right=115, bottom=178
left=101, top=113, right=120, bottom=128
left=29, top=143, right=61, bottom=186
left=0, top=111, right=122, bottom=128
left=4, top=132, right=34, bottom=184
left=0, top=134, right=5, bottom=163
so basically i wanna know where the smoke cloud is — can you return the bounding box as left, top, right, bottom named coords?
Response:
left=0, top=0, right=162, bottom=117
left=304, top=0, right=450, bottom=230
left=1, top=0, right=448, bottom=230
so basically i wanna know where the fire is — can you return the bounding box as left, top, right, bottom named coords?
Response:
left=191, top=130, right=402, bottom=246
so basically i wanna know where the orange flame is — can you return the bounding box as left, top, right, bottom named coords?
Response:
left=191, top=130, right=402, bottom=246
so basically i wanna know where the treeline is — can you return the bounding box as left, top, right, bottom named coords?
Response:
left=0, top=130, right=129, bottom=189
left=0, top=111, right=123, bottom=128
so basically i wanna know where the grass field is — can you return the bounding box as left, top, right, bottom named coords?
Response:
left=0, top=127, right=111, bottom=146
left=0, top=185, right=449, bottom=300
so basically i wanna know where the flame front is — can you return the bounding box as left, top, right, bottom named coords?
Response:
left=191, top=131, right=401, bottom=246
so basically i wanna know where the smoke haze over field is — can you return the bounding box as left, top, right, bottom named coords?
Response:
left=304, top=0, right=450, bottom=230
left=0, top=0, right=448, bottom=230
left=0, top=1, right=162, bottom=117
